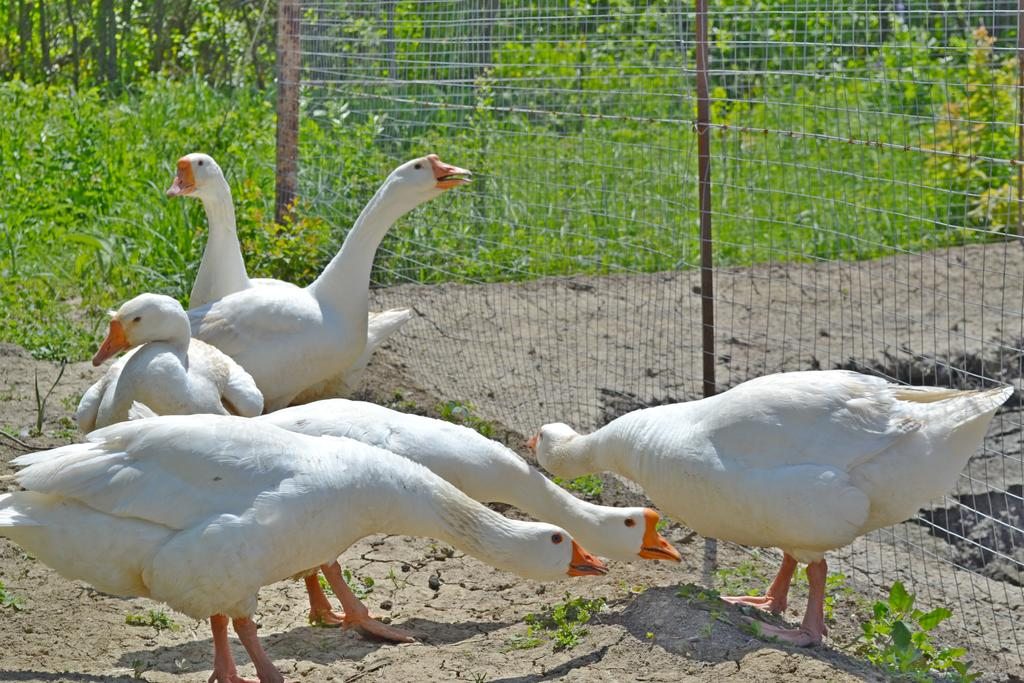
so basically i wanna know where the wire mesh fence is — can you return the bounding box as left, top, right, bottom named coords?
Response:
left=291, top=0, right=1024, bottom=669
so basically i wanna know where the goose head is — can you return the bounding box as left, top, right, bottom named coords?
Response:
left=383, top=154, right=472, bottom=204
left=502, top=522, right=607, bottom=581
left=528, top=423, right=592, bottom=479
left=166, top=153, right=229, bottom=201
left=92, top=294, right=191, bottom=366
left=604, top=508, right=682, bottom=563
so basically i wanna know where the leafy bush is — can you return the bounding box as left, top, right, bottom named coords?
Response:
left=926, top=26, right=1019, bottom=234
left=0, top=78, right=388, bottom=360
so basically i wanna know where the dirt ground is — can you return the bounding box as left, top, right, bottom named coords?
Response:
left=2, top=242, right=1023, bottom=681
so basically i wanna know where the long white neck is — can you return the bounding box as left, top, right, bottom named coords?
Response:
left=555, top=429, right=636, bottom=482
left=345, top=458, right=562, bottom=581
left=500, top=465, right=617, bottom=555
left=158, top=311, right=194, bottom=358
left=190, top=180, right=250, bottom=308
left=306, top=178, right=424, bottom=319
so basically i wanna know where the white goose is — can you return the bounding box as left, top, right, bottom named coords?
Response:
left=188, top=155, right=470, bottom=411
left=73, top=294, right=262, bottom=431
left=166, top=153, right=297, bottom=308
left=256, top=398, right=681, bottom=625
left=168, top=152, right=415, bottom=398
left=530, top=370, right=1013, bottom=646
left=0, top=415, right=607, bottom=683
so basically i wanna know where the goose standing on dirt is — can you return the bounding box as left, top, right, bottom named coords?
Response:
left=188, top=155, right=470, bottom=411
left=0, top=415, right=607, bottom=683
left=255, top=398, right=681, bottom=625
left=528, top=370, right=1013, bottom=646
left=167, top=152, right=414, bottom=398
left=73, top=294, right=262, bottom=431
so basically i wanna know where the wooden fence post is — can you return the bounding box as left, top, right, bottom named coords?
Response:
left=275, top=0, right=301, bottom=225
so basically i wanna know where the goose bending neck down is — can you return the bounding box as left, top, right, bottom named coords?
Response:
left=529, top=370, right=1013, bottom=646
left=188, top=154, right=471, bottom=410
left=260, top=399, right=681, bottom=564
left=0, top=415, right=606, bottom=683
left=73, top=293, right=262, bottom=431
left=256, top=399, right=680, bottom=630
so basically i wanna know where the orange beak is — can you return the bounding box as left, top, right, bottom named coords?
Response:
left=427, top=154, right=472, bottom=189
left=92, top=319, right=130, bottom=366
left=567, top=540, right=608, bottom=577
left=526, top=434, right=538, bottom=451
left=637, top=509, right=682, bottom=562
left=166, top=158, right=196, bottom=197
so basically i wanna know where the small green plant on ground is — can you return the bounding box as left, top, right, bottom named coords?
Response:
left=856, top=581, right=979, bottom=682
left=552, top=474, right=603, bottom=497
left=125, top=609, right=177, bottom=632
left=32, top=359, right=66, bottom=436
left=381, top=390, right=421, bottom=415
left=0, top=580, right=25, bottom=611
left=676, top=583, right=721, bottom=607
left=516, top=594, right=606, bottom=651
left=436, top=400, right=494, bottom=438
left=713, top=555, right=768, bottom=597
left=790, top=569, right=857, bottom=623
left=343, top=568, right=375, bottom=599
left=386, top=566, right=412, bottom=590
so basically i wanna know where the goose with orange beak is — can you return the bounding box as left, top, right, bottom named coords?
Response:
left=1, top=414, right=607, bottom=682
left=528, top=371, right=1013, bottom=647
left=188, top=154, right=471, bottom=412
left=252, top=398, right=679, bottom=631
left=165, top=152, right=423, bottom=400
left=74, top=293, right=263, bottom=431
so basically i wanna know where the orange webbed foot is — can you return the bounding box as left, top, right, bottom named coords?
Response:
left=745, top=617, right=824, bottom=647
left=308, top=607, right=346, bottom=627
left=208, top=668, right=260, bottom=683
left=342, top=611, right=416, bottom=643
left=722, top=593, right=787, bottom=614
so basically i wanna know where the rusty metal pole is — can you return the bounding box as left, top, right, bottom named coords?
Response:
left=275, top=0, right=301, bottom=225
left=695, top=0, right=717, bottom=577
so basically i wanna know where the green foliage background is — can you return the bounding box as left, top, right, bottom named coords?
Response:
left=0, top=2, right=1020, bottom=360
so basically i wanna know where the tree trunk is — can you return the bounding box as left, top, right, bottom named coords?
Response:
left=38, top=0, right=49, bottom=77
left=17, top=0, right=32, bottom=80
left=118, top=0, right=132, bottom=82
left=94, top=0, right=114, bottom=85
left=64, top=0, right=79, bottom=88
left=148, top=0, right=166, bottom=73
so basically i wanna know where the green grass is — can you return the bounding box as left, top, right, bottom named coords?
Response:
left=552, top=474, right=604, bottom=498
left=513, top=593, right=606, bottom=651
left=0, top=26, right=1014, bottom=361
left=124, top=609, right=177, bottom=631
left=436, top=400, right=495, bottom=438
left=0, top=78, right=385, bottom=361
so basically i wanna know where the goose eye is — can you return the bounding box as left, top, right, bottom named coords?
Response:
left=551, top=533, right=563, bottom=545
left=414, top=163, right=422, bottom=170
left=624, top=518, right=636, bottom=528
left=132, top=316, right=142, bottom=323
left=198, top=160, right=204, bottom=167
